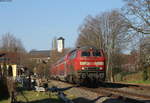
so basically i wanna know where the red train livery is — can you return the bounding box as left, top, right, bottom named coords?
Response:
left=50, top=46, right=106, bottom=84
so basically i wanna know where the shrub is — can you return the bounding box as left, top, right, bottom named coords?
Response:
left=143, top=68, right=148, bottom=81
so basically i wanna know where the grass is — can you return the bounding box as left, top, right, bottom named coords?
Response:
left=0, top=100, right=8, bottom=103
left=0, top=90, right=62, bottom=103
left=127, top=80, right=150, bottom=84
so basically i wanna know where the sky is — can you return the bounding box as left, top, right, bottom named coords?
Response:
left=0, top=0, right=124, bottom=51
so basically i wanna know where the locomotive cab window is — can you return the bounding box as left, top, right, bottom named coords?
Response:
left=93, top=51, right=101, bottom=56
left=70, top=51, right=77, bottom=59
left=81, top=51, right=90, bottom=57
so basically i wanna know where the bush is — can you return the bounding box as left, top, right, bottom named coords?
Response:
left=143, top=68, right=148, bottom=81
left=147, top=67, right=150, bottom=80
left=114, top=73, right=123, bottom=82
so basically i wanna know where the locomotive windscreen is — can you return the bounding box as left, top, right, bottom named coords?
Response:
left=81, top=51, right=102, bottom=57
left=93, top=51, right=101, bottom=56
left=81, top=51, right=90, bottom=57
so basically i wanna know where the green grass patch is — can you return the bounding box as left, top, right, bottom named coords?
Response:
left=0, top=90, right=62, bottom=103
left=0, top=100, right=8, bottom=103
left=127, top=80, right=150, bottom=84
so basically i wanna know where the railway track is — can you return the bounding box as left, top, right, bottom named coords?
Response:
left=81, top=82, right=150, bottom=103
left=83, top=87, right=150, bottom=102
left=103, top=82, right=150, bottom=91
left=50, top=80, right=150, bottom=103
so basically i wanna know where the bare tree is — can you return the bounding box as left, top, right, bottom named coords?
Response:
left=122, top=0, right=150, bottom=80
left=76, top=10, right=131, bottom=82
left=140, top=36, right=150, bottom=67
left=0, top=33, right=25, bottom=52
left=76, top=15, right=104, bottom=49
left=123, top=0, right=150, bottom=35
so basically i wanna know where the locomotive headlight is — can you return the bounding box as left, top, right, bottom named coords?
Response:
left=81, top=67, right=85, bottom=70
left=99, top=67, right=103, bottom=70
left=95, top=62, right=104, bottom=65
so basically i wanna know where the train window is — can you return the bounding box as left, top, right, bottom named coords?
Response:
left=70, top=51, right=76, bottom=59
left=81, top=51, right=90, bottom=57
left=93, top=51, right=101, bottom=56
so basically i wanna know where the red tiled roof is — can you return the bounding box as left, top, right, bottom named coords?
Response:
left=0, top=52, right=19, bottom=64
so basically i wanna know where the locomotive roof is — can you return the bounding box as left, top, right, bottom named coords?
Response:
left=67, top=46, right=101, bottom=55
left=78, top=46, right=98, bottom=50
left=70, top=46, right=99, bottom=52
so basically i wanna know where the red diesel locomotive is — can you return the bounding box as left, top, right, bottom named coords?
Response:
left=50, top=46, right=106, bottom=84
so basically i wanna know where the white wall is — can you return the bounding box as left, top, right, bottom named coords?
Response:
left=57, top=39, right=64, bottom=52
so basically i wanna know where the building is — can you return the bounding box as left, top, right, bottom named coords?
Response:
left=121, top=53, right=140, bottom=72
left=29, top=50, right=51, bottom=64
left=57, top=37, right=65, bottom=53
left=0, top=52, right=19, bottom=79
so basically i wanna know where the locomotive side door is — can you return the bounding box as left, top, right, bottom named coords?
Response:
left=69, top=51, right=77, bottom=74
left=65, top=50, right=77, bottom=76
left=64, top=57, right=67, bottom=77
left=65, top=54, right=71, bottom=76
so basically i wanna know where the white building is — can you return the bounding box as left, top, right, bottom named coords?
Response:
left=57, top=37, right=65, bottom=53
